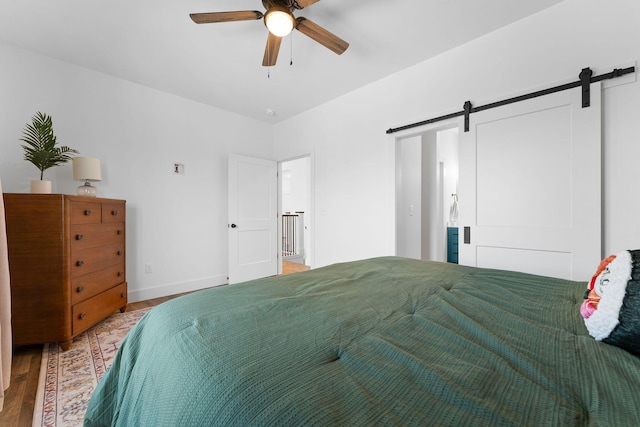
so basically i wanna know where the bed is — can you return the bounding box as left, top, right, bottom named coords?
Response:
left=84, top=256, right=640, bottom=426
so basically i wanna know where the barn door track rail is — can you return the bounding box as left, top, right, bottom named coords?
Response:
left=386, top=66, right=635, bottom=135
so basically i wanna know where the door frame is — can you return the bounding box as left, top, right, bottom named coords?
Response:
left=390, top=119, right=462, bottom=259
left=277, top=153, right=314, bottom=274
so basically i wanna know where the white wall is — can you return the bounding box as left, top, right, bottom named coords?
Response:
left=438, top=128, right=459, bottom=231
left=274, top=0, right=640, bottom=267
left=396, top=135, right=422, bottom=259
left=0, top=42, right=273, bottom=302
left=281, top=157, right=309, bottom=215
left=421, top=131, right=439, bottom=261
left=437, top=128, right=459, bottom=261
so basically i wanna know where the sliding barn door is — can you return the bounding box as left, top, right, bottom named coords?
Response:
left=458, top=84, right=601, bottom=281
left=228, top=154, right=278, bottom=284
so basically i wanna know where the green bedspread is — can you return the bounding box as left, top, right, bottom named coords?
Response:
left=84, top=257, right=640, bottom=426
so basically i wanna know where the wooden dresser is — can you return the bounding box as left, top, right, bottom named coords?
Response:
left=3, top=194, right=127, bottom=350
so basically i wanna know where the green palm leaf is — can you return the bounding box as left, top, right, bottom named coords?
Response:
left=20, top=112, right=78, bottom=180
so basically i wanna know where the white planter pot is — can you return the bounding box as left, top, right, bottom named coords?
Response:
left=30, top=180, right=52, bottom=194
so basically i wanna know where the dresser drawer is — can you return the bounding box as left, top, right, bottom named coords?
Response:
left=71, top=223, right=125, bottom=251
left=70, top=201, right=102, bottom=224
left=71, top=243, right=126, bottom=278
left=102, top=203, right=125, bottom=223
left=71, top=264, right=127, bottom=304
left=72, top=282, right=127, bottom=335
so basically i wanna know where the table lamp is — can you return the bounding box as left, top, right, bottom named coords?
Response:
left=72, top=157, right=102, bottom=197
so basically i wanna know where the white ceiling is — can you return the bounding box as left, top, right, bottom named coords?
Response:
left=0, top=0, right=565, bottom=123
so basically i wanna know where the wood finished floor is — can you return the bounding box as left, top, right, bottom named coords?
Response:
left=0, top=261, right=310, bottom=427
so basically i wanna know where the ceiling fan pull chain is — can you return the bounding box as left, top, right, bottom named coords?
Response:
left=290, top=33, right=294, bottom=66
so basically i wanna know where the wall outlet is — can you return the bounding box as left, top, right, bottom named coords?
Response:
left=145, top=263, right=153, bottom=274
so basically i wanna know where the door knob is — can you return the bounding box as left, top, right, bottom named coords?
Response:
left=230, top=224, right=237, bottom=228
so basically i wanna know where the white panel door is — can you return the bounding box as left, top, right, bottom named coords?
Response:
left=228, top=154, right=277, bottom=284
left=458, top=84, right=601, bottom=281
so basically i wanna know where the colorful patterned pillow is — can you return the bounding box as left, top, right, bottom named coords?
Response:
left=581, top=250, right=640, bottom=356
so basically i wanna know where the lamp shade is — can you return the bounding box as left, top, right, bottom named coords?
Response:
left=265, top=9, right=294, bottom=37
left=72, top=157, right=102, bottom=182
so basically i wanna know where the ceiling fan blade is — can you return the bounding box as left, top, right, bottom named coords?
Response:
left=295, top=17, right=349, bottom=55
left=293, top=0, right=321, bottom=8
left=262, top=32, right=282, bottom=67
left=190, top=11, right=263, bottom=24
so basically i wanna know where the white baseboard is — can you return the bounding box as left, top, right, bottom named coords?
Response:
left=127, top=274, right=228, bottom=303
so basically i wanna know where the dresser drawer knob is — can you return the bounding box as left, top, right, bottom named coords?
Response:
left=117, top=271, right=124, bottom=277
left=117, top=250, right=123, bottom=256
left=77, top=286, right=85, bottom=293
left=76, top=260, right=84, bottom=267
left=117, top=229, right=124, bottom=235
left=76, top=234, right=84, bottom=241
left=111, top=210, right=118, bottom=216
left=84, top=209, right=92, bottom=216
left=79, top=313, right=87, bottom=320
left=121, top=292, right=127, bottom=298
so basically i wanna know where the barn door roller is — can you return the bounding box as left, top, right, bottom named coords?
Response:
left=580, top=67, right=593, bottom=108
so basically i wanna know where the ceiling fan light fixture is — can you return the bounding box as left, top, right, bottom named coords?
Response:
left=264, top=9, right=294, bottom=37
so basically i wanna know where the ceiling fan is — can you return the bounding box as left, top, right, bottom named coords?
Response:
left=190, top=0, right=349, bottom=67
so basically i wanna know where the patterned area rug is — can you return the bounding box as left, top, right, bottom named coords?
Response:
left=32, top=308, right=152, bottom=427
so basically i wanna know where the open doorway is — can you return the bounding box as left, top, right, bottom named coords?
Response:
left=279, top=156, right=311, bottom=274
left=396, top=126, right=459, bottom=262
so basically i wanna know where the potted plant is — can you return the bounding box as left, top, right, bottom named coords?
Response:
left=20, top=111, right=78, bottom=193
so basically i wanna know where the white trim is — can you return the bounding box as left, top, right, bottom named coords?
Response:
left=127, top=274, right=228, bottom=303
left=390, top=117, right=462, bottom=258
